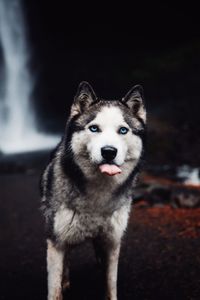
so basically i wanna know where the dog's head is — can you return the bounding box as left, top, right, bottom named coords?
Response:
left=66, top=81, right=146, bottom=180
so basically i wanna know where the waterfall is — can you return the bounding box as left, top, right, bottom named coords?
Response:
left=0, top=0, right=59, bottom=154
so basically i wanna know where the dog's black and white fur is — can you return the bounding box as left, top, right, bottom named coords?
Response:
left=40, top=82, right=146, bottom=300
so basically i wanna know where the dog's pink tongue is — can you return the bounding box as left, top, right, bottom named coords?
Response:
left=99, top=164, right=122, bottom=176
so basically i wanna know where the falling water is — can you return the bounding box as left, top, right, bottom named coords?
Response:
left=177, top=165, right=200, bottom=186
left=0, top=0, right=59, bottom=154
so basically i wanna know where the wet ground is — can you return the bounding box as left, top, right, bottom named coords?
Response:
left=0, top=170, right=200, bottom=300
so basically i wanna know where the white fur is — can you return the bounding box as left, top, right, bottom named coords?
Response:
left=85, top=106, right=128, bottom=165
left=71, top=106, right=142, bottom=178
left=54, top=202, right=130, bottom=246
left=106, top=244, right=120, bottom=300
left=47, top=239, right=64, bottom=300
left=105, top=205, right=131, bottom=300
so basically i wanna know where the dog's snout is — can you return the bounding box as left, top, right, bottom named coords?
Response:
left=101, top=146, right=117, bottom=162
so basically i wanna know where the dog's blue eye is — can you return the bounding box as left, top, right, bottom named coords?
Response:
left=119, top=127, right=129, bottom=135
left=89, top=125, right=99, bottom=133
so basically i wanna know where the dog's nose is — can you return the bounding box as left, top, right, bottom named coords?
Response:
left=101, top=146, right=117, bottom=162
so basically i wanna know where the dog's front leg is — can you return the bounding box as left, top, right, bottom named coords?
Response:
left=106, top=242, right=120, bottom=300
left=47, top=239, right=64, bottom=300
left=105, top=204, right=130, bottom=300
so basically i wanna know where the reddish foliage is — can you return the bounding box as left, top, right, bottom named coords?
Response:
left=141, top=172, right=200, bottom=191
left=131, top=203, right=200, bottom=239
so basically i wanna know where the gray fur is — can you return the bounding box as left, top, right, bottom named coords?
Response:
left=40, top=81, right=146, bottom=300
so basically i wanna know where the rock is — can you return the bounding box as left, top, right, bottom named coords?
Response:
left=171, top=188, right=200, bottom=208
left=147, top=186, right=171, bottom=206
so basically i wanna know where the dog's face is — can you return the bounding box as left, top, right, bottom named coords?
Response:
left=68, top=82, right=146, bottom=179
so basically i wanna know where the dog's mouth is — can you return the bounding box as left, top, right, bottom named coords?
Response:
left=99, top=164, right=122, bottom=176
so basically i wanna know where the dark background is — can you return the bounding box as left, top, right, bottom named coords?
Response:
left=21, top=1, right=200, bottom=166
left=1, top=3, right=200, bottom=300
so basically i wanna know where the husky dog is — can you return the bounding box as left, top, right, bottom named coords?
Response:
left=40, top=81, right=146, bottom=300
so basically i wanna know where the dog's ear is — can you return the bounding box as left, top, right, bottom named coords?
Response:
left=71, top=81, right=97, bottom=116
left=122, top=85, right=146, bottom=122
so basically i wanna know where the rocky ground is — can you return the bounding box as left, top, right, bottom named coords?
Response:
left=134, top=169, right=200, bottom=209
left=0, top=152, right=200, bottom=300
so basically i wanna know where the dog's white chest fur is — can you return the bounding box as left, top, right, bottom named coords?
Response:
left=54, top=203, right=130, bottom=245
